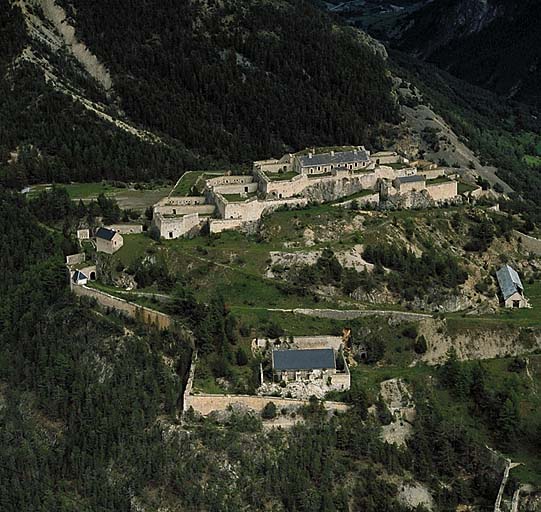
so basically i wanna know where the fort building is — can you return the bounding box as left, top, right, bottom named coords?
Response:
left=496, top=264, right=529, bottom=308
left=95, top=227, right=124, bottom=254
left=271, top=348, right=350, bottom=391
left=151, top=147, right=460, bottom=239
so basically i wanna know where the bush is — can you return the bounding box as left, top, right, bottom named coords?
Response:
left=261, top=401, right=277, bottom=419
left=414, top=335, right=428, bottom=354
left=402, top=325, right=418, bottom=339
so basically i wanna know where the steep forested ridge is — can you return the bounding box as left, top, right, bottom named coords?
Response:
left=396, top=0, right=541, bottom=109
left=0, top=187, right=505, bottom=511
left=0, top=0, right=397, bottom=187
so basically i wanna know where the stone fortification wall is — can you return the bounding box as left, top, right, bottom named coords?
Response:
left=154, top=204, right=215, bottom=216
left=291, top=336, right=343, bottom=350
left=156, top=196, right=206, bottom=207
left=514, top=231, right=541, bottom=255
left=66, top=253, right=85, bottom=265
left=303, top=172, right=378, bottom=203
left=425, top=180, right=458, bottom=201
left=220, top=196, right=307, bottom=222
left=185, top=393, right=348, bottom=416
left=206, top=175, right=253, bottom=187
left=212, top=181, right=258, bottom=195
left=372, top=152, right=406, bottom=165
left=254, top=154, right=293, bottom=174
left=331, top=372, right=350, bottom=391
left=421, top=169, right=446, bottom=180
left=208, top=218, right=247, bottom=233
left=154, top=212, right=201, bottom=239
left=265, top=174, right=308, bottom=198
left=72, top=284, right=172, bottom=330
left=106, top=224, right=143, bottom=235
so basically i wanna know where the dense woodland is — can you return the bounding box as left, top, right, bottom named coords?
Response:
left=0, top=0, right=397, bottom=187
left=396, top=0, right=541, bottom=110
left=0, top=187, right=513, bottom=511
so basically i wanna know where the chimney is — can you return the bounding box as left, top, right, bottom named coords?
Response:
left=308, top=152, right=313, bottom=159
left=331, top=150, right=335, bottom=156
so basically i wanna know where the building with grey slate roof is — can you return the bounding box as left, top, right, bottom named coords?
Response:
left=95, top=227, right=124, bottom=254
left=496, top=265, right=529, bottom=308
left=295, top=147, right=371, bottom=175
left=271, top=348, right=350, bottom=390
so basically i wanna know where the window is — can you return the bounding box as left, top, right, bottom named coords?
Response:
left=173, top=209, right=176, bottom=215
left=513, top=300, right=520, bottom=308
left=169, top=232, right=173, bottom=238
left=244, top=186, right=248, bottom=192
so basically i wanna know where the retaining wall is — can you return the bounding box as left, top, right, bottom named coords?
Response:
left=426, top=180, right=458, bottom=201
left=106, top=224, right=143, bottom=234
left=72, top=284, right=172, bottom=330
left=66, top=253, right=85, bottom=265
left=514, top=230, right=541, bottom=255
left=185, top=393, right=348, bottom=416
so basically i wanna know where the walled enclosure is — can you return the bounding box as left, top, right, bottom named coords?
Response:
left=514, top=231, right=541, bottom=256
left=154, top=212, right=201, bottom=239
left=72, top=284, right=172, bottom=330
left=106, top=224, right=143, bottom=234
left=184, top=393, right=348, bottom=416
left=425, top=180, right=458, bottom=201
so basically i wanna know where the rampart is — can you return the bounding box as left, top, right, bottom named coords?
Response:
left=72, top=284, right=172, bottom=330
left=425, top=180, right=458, bottom=201
left=153, top=212, right=201, bottom=239
left=156, top=196, right=206, bottom=207
left=185, top=393, right=348, bottom=416
left=66, top=253, right=85, bottom=265
left=206, top=175, right=253, bottom=187
left=514, top=231, right=541, bottom=255
left=106, top=223, right=143, bottom=234
left=154, top=204, right=215, bottom=216
left=212, top=181, right=258, bottom=196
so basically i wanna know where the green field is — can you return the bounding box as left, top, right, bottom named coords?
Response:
left=29, top=182, right=169, bottom=210
left=457, top=181, right=478, bottom=194
left=524, top=155, right=541, bottom=167
left=446, top=281, right=541, bottom=331
left=267, top=171, right=299, bottom=181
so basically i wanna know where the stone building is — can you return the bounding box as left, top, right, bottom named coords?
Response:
left=496, top=264, right=529, bottom=308
left=393, top=175, right=426, bottom=193
left=95, top=227, right=123, bottom=254
left=294, top=147, right=371, bottom=175
left=271, top=348, right=350, bottom=390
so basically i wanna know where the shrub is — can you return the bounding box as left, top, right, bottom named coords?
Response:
left=261, top=401, right=277, bottom=419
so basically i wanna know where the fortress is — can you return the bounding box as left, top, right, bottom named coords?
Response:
left=152, top=147, right=459, bottom=239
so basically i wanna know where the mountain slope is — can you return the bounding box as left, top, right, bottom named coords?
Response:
left=0, top=0, right=398, bottom=187
left=396, top=0, right=541, bottom=108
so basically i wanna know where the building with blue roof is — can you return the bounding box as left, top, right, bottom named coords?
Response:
left=496, top=264, right=529, bottom=308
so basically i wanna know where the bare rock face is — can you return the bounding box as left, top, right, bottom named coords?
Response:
left=411, top=293, right=473, bottom=313
left=303, top=177, right=369, bottom=204
left=114, top=272, right=137, bottom=291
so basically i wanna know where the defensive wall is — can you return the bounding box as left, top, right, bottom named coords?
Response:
left=211, top=180, right=258, bottom=196
left=514, top=230, right=541, bottom=256
left=154, top=204, right=215, bottom=216
left=106, top=223, right=143, bottom=235
left=425, top=180, right=458, bottom=201
left=66, top=253, right=85, bottom=265
left=72, top=283, right=172, bottom=330
left=153, top=212, right=201, bottom=239
left=206, top=175, right=253, bottom=187
left=208, top=218, right=247, bottom=233
left=253, top=154, right=293, bottom=174
left=184, top=393, right=348, bottom=416
left=156, top=196, right=207, bottom=207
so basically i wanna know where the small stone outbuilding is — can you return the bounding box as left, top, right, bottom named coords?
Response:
left=95, top=227, right=123, bottom=254
left=496, top=264, right=529, bottom=308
